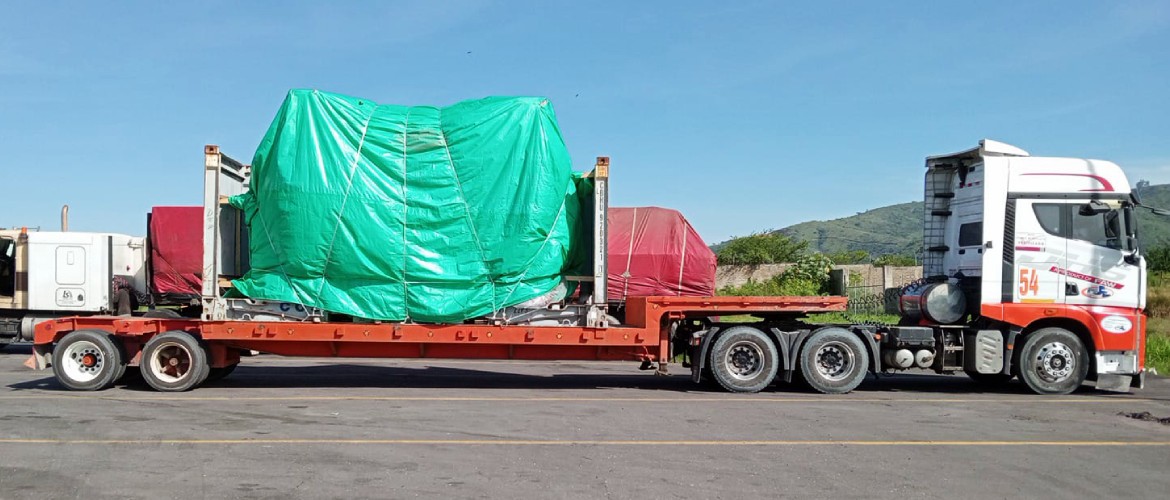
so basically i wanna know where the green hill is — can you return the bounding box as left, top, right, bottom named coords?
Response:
left=777, top=201, right=923, bottom=256
left=714, top=183, right=1170, bottom=257
left=1135, top=183, right=1170, bottom=248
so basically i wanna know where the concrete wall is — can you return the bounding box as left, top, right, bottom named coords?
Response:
left=716, top=264, right=922, bottom=290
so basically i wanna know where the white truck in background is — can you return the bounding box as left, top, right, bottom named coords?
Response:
left=0, top=228, right=147, bottom=347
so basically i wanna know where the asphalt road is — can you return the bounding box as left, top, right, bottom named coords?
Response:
left=1, top=343, right=1168, bottom=499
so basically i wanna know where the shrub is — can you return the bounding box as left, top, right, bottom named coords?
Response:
left=717, top=232, right=807, bottom=266
left=1147, top=247, right=1170, bottom=273
left=1147, top=282, right=1170, bottom=318
left=872, top=253, right=917, bottom=267
left=718, top=253, right=832, bottom=297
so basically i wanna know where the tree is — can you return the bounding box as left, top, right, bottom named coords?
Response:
left=1146, top=246, right=1170, bottom=273
left=873, top=254, right=917, bottom=267
left=716, top=232, right=808, bottom=265
left=827, top=250, right=870, bottom=265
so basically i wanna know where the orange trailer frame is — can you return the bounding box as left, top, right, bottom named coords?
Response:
left=28, top=296, right=846, bottom=371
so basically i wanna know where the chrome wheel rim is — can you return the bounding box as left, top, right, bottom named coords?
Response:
left=815, top=341, right=854, bottom=381
left=1033, top=341, right=1075, bottom=383
left=61, top=340, right=105, bottom=383
left=724, top=341, right=764, bottom=381
left=148, top=342, right=194, bottom=383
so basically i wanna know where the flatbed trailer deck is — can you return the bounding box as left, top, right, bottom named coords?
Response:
left=29, top=295, right=845, bottom=369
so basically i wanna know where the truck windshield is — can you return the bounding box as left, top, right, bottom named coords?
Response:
left=1071, top=206, right=1126, bottom=251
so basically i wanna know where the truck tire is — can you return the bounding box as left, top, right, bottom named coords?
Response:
left=799, top=327, right=869, bottom=394
left=140, top=331, right=210, bottom=392
left=708, top=326, right=779, bottom=393
left=51, top=330, right=126, bottom=391
left=1016, top=327, right=1088, bottom=395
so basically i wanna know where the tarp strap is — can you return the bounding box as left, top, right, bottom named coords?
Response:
left=498, top=187, right=571, bottom=307
left=621, top=207, right=637, bottom=300
left=677, top=221, right=688, bottom=296
left=315, top=103, right=379, bottom=307
left=254, top=202, right=310, bottom=307
left=437, top=107, right=496, bottom=312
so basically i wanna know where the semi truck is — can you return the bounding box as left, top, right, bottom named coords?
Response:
left=25, top=140, right=1150, bottom=395
left=1, top=207, right=203, bottom=348
left=0, top=228, right=147, bottom=347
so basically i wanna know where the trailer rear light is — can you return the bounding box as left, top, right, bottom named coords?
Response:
left=873, top=333, right=883, bottom=341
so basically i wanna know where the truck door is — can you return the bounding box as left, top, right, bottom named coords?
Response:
left=1062, top=201, right=1139, bottom=309
left=26, top=233, right=109, bottom=313
left=956, top=215, right=983, bottom=276
left=1010, top=200, right=1067, bottom=304
left=0, top=236, right=15, bottom=302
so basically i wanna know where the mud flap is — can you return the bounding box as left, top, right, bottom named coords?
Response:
left=24, top=344, right=51, bottom=370
left=1096, top=373, right=1133, bottom=393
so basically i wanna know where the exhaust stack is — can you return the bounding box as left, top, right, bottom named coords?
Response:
left=61, top=204, right=69, bottom=232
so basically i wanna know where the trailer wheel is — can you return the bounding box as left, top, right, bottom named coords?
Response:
left=51, top=330, right=126, bottom=391
left=1017, top=327, right=1088, bottom=395
left=799, top=327, right=868, bottom=394
left=140, top=331, right=210, bottom=392
left=708, top=326, right=779, bottom=393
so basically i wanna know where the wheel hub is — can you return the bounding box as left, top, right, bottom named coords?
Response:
left=815, top=342, right=854, bottom=382
left=150, top=343, right=194, bottom=383
left=1035, top=341, right=1074, bottom=382
left=724, top=341, right=763, bottom=381
left=71, top=348, right=102, bottom=373
left=60, top=340, right=106, bottom=383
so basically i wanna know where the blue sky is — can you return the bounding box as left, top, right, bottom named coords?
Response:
left=1, top=1, right=1168, bottom=244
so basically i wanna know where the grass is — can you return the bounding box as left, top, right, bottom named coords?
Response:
left=1146, top=317, right=1170, bottom=375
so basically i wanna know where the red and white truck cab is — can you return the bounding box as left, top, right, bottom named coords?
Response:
left=905, top=139, right=1147, bottom=393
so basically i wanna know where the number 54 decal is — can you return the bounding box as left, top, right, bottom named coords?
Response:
left=1019, top=267, right=1040, bottom=296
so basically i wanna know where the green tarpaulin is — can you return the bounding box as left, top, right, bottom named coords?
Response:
left=229, top=89, right=589, bottom=322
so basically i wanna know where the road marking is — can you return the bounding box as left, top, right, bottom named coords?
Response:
left=0, top=395, right=1155, bottom=403
left=0, top=398, right=1151, bottom=405
left=0, top=438, right=1167, bottom=446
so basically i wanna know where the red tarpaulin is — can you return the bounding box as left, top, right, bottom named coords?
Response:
left=149, top=206, right=202, bottom=297
left=607, top=207, right=716, bottom=300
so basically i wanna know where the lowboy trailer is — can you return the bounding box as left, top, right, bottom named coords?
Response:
left=26, top=140, right=1151, bottom=394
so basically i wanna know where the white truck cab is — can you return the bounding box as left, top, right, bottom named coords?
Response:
left=898, top=140, right=1147, bottom=393
left=0, top=229, right=146, bottom=345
